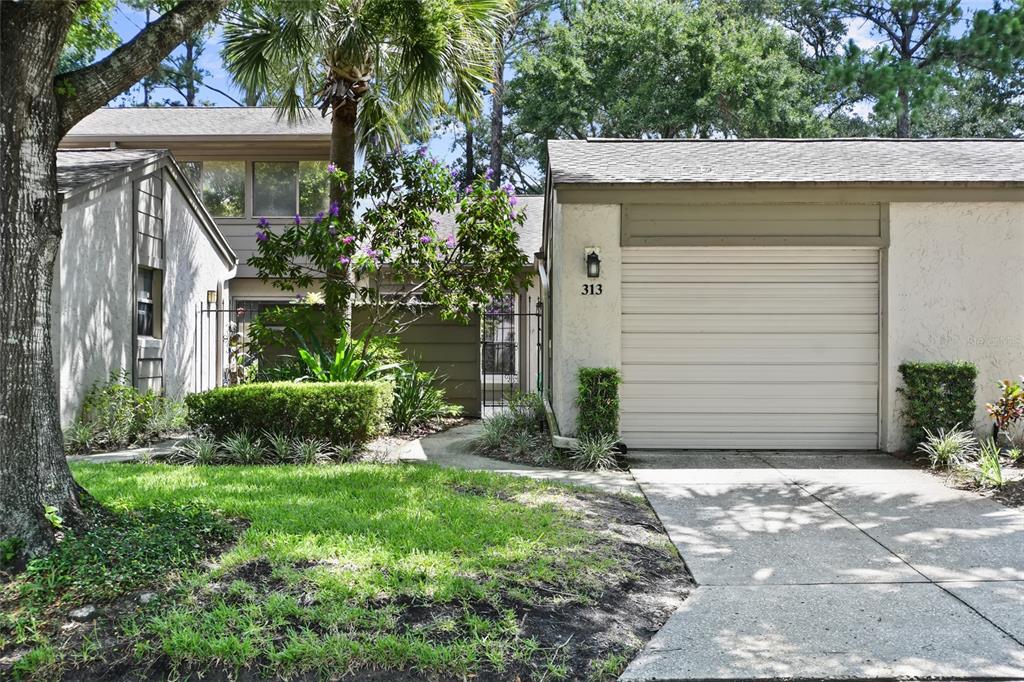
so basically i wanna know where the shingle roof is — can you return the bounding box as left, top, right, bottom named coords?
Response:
left=57, top=148, right=166, bottom=194
left=65, top=107, right=331, bottom=139
left=434, top=195, right=543, bottom=264
left=547, top=138, right=1024, bottom=186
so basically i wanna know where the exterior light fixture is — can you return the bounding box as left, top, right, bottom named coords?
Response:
left=585, top=248, right=601, bottom=278
left=206, top=290, right=218, bottom=304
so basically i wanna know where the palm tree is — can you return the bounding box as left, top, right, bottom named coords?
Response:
left=223, top=0, right=509, bottom=212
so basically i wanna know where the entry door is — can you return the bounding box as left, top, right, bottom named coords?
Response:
left=620, top=247, right=880, bottom=449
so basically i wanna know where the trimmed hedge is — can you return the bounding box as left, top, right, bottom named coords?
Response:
left=185, top=381, right=394, bottom=445
left=898, top=361, right=977, bottom=446
left=576, top=367, right=621, bottom=439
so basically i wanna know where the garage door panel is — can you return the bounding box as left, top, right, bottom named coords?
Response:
left=620, top=381, right=878, bottom=401
left=621, top=432, right=880, bottom=450
left=621, top=396, right=878, bottom=414
left=620, top=246, right=879, bottom=450
left=624, top=313, right=879, bottom=334
left=623, top=364, right=877, bottom=384
left=623, top=263, right=879, bottom=283
left=622, top=247, right=879, bottom=265
left=620, top=412, right=879, bottom=432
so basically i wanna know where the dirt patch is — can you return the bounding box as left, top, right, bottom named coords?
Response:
left=60, top=486, right=689, bottom=681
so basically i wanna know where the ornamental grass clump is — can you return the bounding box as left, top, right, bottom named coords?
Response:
left=916, top=426, right=978, bottom=470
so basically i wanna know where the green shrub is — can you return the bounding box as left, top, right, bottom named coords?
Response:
left=576, top=368, right=621, bottom=440
left=65, top=371, right=184, bottom=454
left=570, top=433, right=620, bottom=471
left=898, top=362, right=977, bottom=447
left=916, top=426, right=977, bottom=470
left=185, top=381, right=393, bottom=446
left=389, top=365, right=461, bottom=432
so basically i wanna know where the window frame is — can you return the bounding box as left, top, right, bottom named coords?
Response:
left=136, top=267, right=162, bottom=339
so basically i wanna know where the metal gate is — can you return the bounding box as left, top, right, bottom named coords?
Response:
left=481, top=295, right=543, bottom=412
left=194, top=301, right=300, bottom=392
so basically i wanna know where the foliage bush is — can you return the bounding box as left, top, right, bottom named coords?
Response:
left=576, top=367, right=621, bottom=440
left=63, top=371, right=185, bottom=454
left=475, top=392, right=558, bottom=466
left=166, top=433, right=355, bottom=466
left=916, top=426, right=978, bottom=470
left=897, top=362, right=977, bottom=447
left=185, top=381, right=393, bottom=446
left=296, top=329, right=402, bottom=382
left=570, top=433, right=620, bottom=471
left=389, top=365, right=461, bottom=432
left=985, top=377, right=1024, bottom=436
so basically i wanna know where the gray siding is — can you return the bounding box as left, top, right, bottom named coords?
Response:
left=622, top=203, right=883, bottom=247
left=354, top=309, right=481, bottom=418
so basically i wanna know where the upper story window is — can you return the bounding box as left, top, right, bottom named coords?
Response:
left=253, top=161, right=329, bottom=217
left=181, top=160, right=329, bottom=219
left=201, top=161, right=245, bottom=217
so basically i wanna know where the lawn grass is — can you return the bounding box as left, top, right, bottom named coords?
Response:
left=2, top=462, right=663, bottom=680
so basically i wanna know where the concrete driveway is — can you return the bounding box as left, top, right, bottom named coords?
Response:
left=624, top=451, right=1024, bottom=681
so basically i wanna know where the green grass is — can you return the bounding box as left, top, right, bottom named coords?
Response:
left=20, top=462, right=628, bottom=678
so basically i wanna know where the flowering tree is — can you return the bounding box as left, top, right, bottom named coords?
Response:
left=249, top=149, right=530, bottom=337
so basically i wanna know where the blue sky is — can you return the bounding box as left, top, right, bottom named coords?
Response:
left=105, top=1, right=994, bottom=162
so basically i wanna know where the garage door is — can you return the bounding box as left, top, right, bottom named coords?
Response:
left=621, top=247, right=879, bottom=449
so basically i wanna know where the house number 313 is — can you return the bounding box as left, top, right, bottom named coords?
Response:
left=581, top=284, right=603, bottom=295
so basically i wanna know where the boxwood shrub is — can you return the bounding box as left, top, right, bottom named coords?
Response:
left=576, top=367, right=621, bottom=439
left=898, top=361, right=977, bottom=446
left=185, top=381, right=394, bottom=445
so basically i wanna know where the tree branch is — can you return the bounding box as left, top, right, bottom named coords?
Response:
left=55, top=0, right=228, bottom=136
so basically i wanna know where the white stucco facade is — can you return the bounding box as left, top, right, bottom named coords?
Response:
left=55, top=183, right=135, bottom=425
left=161, top=173, right=235, bottom=401
left=546, top=193, right=1024, bottom=451
left=884, top=201, right=1024, bottom=451
left=548, top=198, right=622, bottom=435
left=55, top=160, right=235, bottom=426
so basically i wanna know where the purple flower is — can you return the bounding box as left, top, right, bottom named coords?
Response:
left=509, top=195, right=518, bottom=206
left=330, top=201, right=340, bottom=217
left=257, top=216, right=270, bottom=228
left=294, top=214, right=302, bottom=225
left=327, top=162, right=337, bottom=173
left=449, top=167, right=460, bottom=179
left=255, top=230, right=269, bottom=243
left=431, top=217, right=440, bottom=227
left=338, top=256, right=351, bottom=265
left=445, top=234, right=457, bottom=249
left=509, top=212, right=517, bottom=221
left=363, top=247, right=379, bottom=258
left=342, top=235, right=355, bottom=245
left=484, top=167, right=494, bottom=180
left=314, top=210, right=325, bottom=223
left=463, top=184, right=473, bottom=195
left=417, top=146, right=428, bottom=157
left=419, top=235, right=432, bottom=244
left=501, top=182, right=515, bottom=196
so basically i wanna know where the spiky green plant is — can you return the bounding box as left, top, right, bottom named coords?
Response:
left=570, top=434, right=620, bottom=471
left=916, top=426, right=978, bottom=470
left=220, top=431, right=265, bottom=465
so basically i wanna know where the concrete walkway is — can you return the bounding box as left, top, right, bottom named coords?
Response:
left=397, top=423, right=641, bottom=496
left=623, top=451, right=1024, bottom=681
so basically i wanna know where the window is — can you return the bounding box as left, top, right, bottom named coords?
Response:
left=136, top=268, right=162, bottom=337
left=299, top=161, right=329, bottom=215
left=180, top=160, right=202, bottom=193
left=201, top=161, right=244, bottom=217
left=253, top=161, right=330, bottom=217
left=253, top=161, right=297, bottom=216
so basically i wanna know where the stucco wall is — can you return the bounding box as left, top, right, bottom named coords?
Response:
left=161, top=172, right=234, bottom=401
left=886, top=201, right=1024, bottom=451
left=550, top=199, right=622, bottom=435
left=56, top=184, right=135, bottom=425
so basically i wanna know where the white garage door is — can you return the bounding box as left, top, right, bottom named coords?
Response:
left=621, top=247, right=880, bottom=449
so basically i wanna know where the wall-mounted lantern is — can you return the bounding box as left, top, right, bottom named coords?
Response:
left=585, top=247, right=601, bottom=278
left=207, top=290, right=218, bottom=304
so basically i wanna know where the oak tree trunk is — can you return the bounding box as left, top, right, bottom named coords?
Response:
left=1, top=0, right=227, bottom=560
left=1, top=1, right=85, bottom=559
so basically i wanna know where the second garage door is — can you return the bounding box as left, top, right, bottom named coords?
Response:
left=621, top=247, right=880, bottom=449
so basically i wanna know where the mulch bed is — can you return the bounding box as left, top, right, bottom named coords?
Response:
left=892, top=449, right=1024, bottom=509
